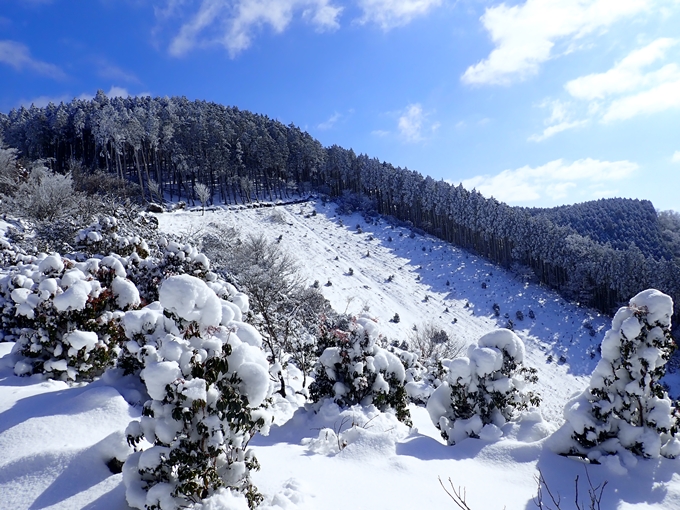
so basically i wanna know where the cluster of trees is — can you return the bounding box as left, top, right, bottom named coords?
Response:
left=1, top=93, right=679, bottom=325
left=0, top=214, right=270, bottom=509
left=528, top=198, right=675, bottom=260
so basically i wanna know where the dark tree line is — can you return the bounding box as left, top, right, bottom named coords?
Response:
left=1, top=93, right=679, bottom=325
left=528, top=198, right=674, bottom=260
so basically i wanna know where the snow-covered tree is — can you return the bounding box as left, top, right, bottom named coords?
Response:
left=427, top=329, right=540, bottom=445
left=122, top=275, right=272, bottom=510
left=194, top=182, right=211, bottom=214
left=309, top=315, right=412, bottom=425
left=563, top=289, right=680, bottom=459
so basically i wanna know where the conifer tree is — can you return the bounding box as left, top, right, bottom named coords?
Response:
left=564, top=289, right=680, bottom=459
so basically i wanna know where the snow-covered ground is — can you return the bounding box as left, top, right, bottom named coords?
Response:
left=1, top=200, right=679, bottom=510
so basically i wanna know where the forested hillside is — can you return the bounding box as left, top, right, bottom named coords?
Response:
left=528, top=198, right=675, bottom=260
left=1, top=93, right=679, bottom=324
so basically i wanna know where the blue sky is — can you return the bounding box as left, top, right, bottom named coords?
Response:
left=1, top=0, right=679, bottom=211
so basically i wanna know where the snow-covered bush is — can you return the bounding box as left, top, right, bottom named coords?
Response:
left=309, top=315, right=412, bottom=426
left=0, top=252, right=139, bottom=380
left=409, top=322, right=465, bottom=363
left=127, top=238, right=215, bottom=305
left=1, top=164, right=84, bottom=223
left=74, top=214, right=152, bottom=259
left=387, top=343, right=435, bottom=405
left=427, top=329, right=540, bottom=445
left=563, top=289, right=680, bottom=459
left=122, top=274, right=272, bottom=510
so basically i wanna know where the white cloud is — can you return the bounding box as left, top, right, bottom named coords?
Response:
left=528, top=119, right=588, bottom=141
left=356, top=0, right=442, bottom=29
left=532, top=38, right=680, bottom=138
left=22, top=86, right=151, bottom=108
left=317, top=112, right=342, bottom=130
left=672, top=150, right=680, bottom=163
left=108, top=86, right=152, bottom=98
left=398, top=104, right=424, bottom=141
left=166, top=0, right=342, bottom=58
left=20, top=94, right=72, bottom=108
left=602, top=77, right=680, bottom=121
left=461, top=0, right=651, bottom=86
left=529, top=100, right=588, bottom=141
left=565, top=38, right=679, bottom=100
left=0, top=40, right=66, bottom=79
left=78, top=86, right=152, bottom=100
left=461, top=158, right=639, bottom=204
left=397, top=103, right=438, bottom=142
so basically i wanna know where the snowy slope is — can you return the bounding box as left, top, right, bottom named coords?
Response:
left=0, top=200, right=679, bottom=510
left=157, top=201, right=610, bottom=422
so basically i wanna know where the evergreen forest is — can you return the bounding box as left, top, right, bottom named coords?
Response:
left=2, top=93, right=679, bottom=326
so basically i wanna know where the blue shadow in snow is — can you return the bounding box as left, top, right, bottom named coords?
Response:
left=315, top=202, right=606, bottom=378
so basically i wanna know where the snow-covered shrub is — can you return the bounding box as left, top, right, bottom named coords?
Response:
left=1, top=164, right=84, bottom=223
left=127, top=238, right=214, bottom=305
left=302, top=400, right=411, bottom=457
left=563, top=289, right=680, bottom=459
left=1, top=252, right=139, bottom=380
left=386, top=343, right=434, bottom=405
left=309, top=315, right=412, bottom=426
left=409, top=322, right=465, bottom=362
left=75, top=214, right=152, bottom=259
left=427, top=329, right=540, bottom=445
left=122, top=274, right=272, bottom=510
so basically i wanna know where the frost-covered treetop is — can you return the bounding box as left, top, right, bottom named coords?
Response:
left=628, top=288, right=673, bottom=327
left=476, top=328, right=526, bottom=364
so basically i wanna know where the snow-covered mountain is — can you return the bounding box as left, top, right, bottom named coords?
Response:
left=1, top=200, right=678, bottom=510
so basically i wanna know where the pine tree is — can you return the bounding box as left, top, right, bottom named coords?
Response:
left=564, top=289, right=680, bottom=459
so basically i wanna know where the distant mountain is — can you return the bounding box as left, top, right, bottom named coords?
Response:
left=526, top=198, right=674, bottom=260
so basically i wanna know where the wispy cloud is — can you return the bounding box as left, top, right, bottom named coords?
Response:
left=397, top=103, right=439, bottom=142
left=462, top=0, right=652, bottom=86
left=566, top=38, right=678, bottom=100
left=528, top=99, right=588, bottom=141
left=672, top=150, right=680, bottom=163
left=528, top=119, right=588, bottom=142
left=602, top=76, right=680, bottom=121
left=530, top=38, right=680, bottom=139
left=461, top=158, right=639, bottom=204
left=0, top=40, right=66, bottom=79
left=77, top=86, right=148, bottom=101
left=164, top=0, right=343, bottom=58
left=317, top=112, right=342, bottom=130
left=356, top=0, right=442, bottom=30
left=20, top=94, right=72, bottom=108
left=95, top=59, right=140, bottom=83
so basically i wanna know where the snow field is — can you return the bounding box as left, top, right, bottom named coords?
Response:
left=157, top=201, right=611, bottom=422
